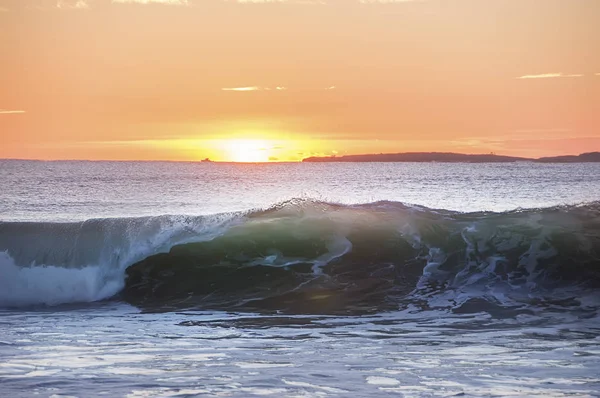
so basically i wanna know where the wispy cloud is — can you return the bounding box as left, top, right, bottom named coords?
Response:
left=235, top=0, right=325, bottom=4
left=57, top=0, right=90, bottom=9
left=221, top=86, right=337, bottom=92
left=359, top=0, right=423, bottom=3
left=221, top=86, right=288, bottom=92
left=517, top=73, right=562, bottom=79
left=234, top=0, right=281, bottom=3
left=517, top=73, right=584, bottom=79
left=236, top=0, right=421, bottom=3
left=112, top=0, right=189, bottom=5
left=0, top=109, right=26, bottom=114
left=222, top=86, right=261, bottom=91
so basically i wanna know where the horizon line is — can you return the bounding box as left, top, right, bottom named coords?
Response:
left=2, top=150, right=599, bottom=163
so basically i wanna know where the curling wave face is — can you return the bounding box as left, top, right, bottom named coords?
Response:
left=1, top=199, right=599, bottom=314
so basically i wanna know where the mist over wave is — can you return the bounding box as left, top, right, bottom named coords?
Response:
left=1, top=199, right=599, bottom=313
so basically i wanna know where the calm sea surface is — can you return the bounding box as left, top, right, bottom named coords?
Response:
left=2, top=160, right=600, bottom=221
left=1, top=160, right=599, bottom=397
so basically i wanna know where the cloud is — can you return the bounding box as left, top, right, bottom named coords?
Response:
left=359, top=0, right=421, bottom=3
left=235, top=0, right=420, bottom=3
left=112, top=0, right=189, bottom=5
left=222, top=86, right=261, bottom=91
left=220, top=85, right=339, bottom=92
left=0, top=109, right=26, bottom=114
left=221, top=86, right=288, bottom=91
left=235, top=0, right=286, bottom=3
left=234, top=0, right=325, bottom=4
left=57, top=0, right=90, bottom=8
left=517, top=73, right=562, bottom=79
left=517, top=73, right=584, bottom=79
left=2, top=0, right=423, bottom=10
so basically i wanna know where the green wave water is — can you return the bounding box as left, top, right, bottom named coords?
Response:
left=2, top=200, right=599, bottom=313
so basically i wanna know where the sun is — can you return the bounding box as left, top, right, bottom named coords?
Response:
left=223, top=139, right=270, bottom=162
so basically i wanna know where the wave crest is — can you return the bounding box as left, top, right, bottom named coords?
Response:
left=1, top=199, right=599, bottom=313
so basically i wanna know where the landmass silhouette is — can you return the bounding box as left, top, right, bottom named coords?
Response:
left=302, top=152, right=600, bottom=163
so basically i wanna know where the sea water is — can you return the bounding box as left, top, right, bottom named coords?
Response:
left=1, top=160, right=599, bottom=397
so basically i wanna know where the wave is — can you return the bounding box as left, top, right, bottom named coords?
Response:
left=1, top=199, right=600, bottom=313
left=0, top=213, right=244, bottom=306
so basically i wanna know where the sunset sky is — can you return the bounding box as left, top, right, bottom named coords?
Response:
left=1, top=0, right=599, bottom=161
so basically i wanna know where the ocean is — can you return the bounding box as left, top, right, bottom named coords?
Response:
left=1, top=160, right=599, bottom=397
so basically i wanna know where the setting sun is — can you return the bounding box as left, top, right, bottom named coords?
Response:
left=223, top=139, right=270, bottom=163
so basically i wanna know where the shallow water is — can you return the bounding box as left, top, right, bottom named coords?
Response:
left=1, top=161, right=600, bottom=397
left=1, top=304, right=599, bottom=397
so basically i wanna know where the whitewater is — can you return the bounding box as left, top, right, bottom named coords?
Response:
left=1, top=160, right=599, bottom=397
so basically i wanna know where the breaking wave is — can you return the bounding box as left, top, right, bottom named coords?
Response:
left=1, top=199, right=599, bottom=314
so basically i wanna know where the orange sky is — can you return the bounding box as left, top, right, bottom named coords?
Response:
left=1, top=0, right=599, bottom=161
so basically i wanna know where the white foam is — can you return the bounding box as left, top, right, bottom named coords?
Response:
left=0, top=251, right=123, bottom=307
left=0, top=213, right=243, bottom=307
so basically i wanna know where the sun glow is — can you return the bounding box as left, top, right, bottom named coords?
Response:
left=223, top=139, right=270, bottom=162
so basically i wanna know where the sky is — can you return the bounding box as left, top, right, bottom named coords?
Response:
left=1, top=0, right=599, bottom=162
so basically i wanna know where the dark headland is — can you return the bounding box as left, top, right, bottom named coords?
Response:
left=302, top=152, right=600, bottom=163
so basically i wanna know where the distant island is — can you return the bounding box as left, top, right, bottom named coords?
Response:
left=536, top=152, right=600, bottom=163
left=302, top=152, right=600, bottom=163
